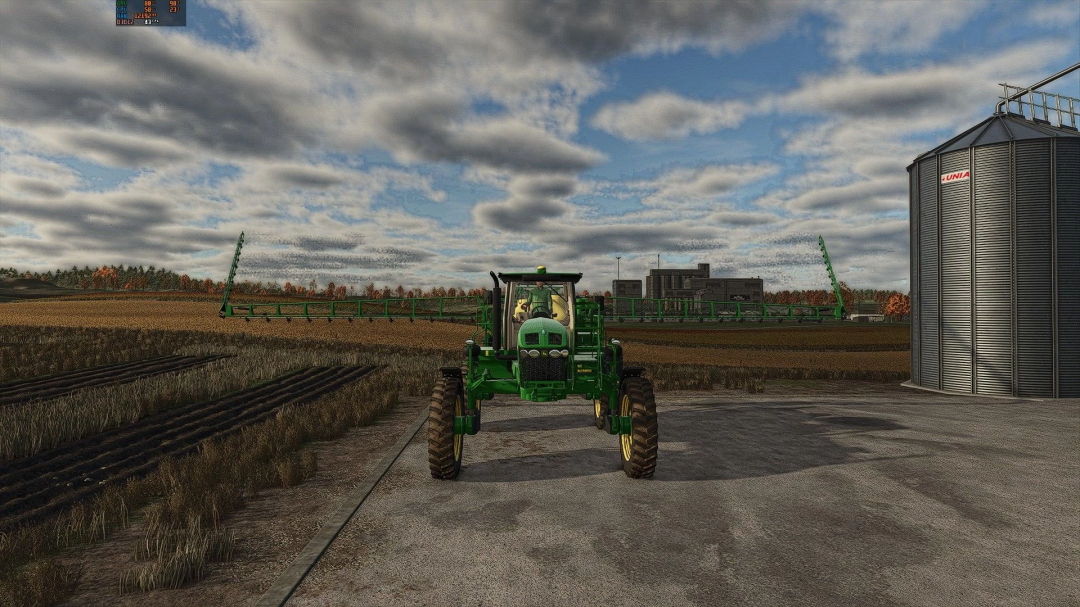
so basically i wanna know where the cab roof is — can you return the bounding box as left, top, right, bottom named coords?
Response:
left=497, top=272, right=583, bottom=284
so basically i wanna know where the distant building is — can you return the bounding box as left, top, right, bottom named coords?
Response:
left=850, top=300, right=884, bottom=322
left=690, top=278, right=764, bottom=303
left=852, top=301, right=881, bottom=315
left=645, top=264, right=710, bottom=299
left=612, top=280, right=642, bottom=314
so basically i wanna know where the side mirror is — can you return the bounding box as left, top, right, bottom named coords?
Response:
left=482, top=290, right=493, bottom=305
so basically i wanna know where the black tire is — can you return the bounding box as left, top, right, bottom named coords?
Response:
left=429, top=375, right=464, bottom=479
left=618, top=377, right=658, bottom=478
left=593, top=394, right=610, bottom=430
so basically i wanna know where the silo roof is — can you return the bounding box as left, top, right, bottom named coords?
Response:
left=909, top=114, right=1080, bottom=167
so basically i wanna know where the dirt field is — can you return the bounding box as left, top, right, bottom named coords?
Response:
left=0, top=300, right=910, bottom=372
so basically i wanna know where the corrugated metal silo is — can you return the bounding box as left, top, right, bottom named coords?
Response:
left=908, top=105, right=1080, bottom=398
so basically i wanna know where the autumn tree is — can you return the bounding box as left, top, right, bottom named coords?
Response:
left=884, top=293, right=911, bottom=321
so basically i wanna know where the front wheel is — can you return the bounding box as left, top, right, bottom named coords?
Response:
left=593, top=394, right=610, bottom=430
left=429, top=375, right=464, bottom=479
left=618, top=376, right=658, bottom=478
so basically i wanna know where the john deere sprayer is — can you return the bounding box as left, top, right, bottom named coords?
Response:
left=217, top=233, right=657, bottom=480
left=429, top=266, right=657, bottom=479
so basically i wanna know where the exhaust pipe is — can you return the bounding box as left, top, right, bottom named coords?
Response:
left=489, top=271, right=502, bottom=350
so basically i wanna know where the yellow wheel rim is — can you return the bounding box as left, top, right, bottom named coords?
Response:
left=453, top=393, right=463, bottom=460
left=594, top=398, right=602, bottom=419
left=619, top=394, right=632, bottom=461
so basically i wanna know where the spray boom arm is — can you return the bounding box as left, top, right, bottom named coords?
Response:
left=818, top=235, right=845, bottom=319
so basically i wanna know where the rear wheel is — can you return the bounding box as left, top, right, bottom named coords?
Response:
left=429, top=375, right=464, bottom=479
left=618, top=377, right=658, bottom=478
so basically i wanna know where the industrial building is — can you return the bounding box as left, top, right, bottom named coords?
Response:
left=850, top=301, right=884, bottom=322
left=641, top=263, right=763, bottom=303
left=908, top=76, right=1079, bottom=398
left=644, top=263, right=710, bottom=299
left=611, top=280, right=642, bottom=314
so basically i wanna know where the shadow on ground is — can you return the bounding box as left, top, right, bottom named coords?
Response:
left=461, top=403, right=911, bottom=483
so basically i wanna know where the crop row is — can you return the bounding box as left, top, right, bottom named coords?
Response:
left=0, top=365, right=377, bottom=532
left=0, top=354, right=232, bottom=407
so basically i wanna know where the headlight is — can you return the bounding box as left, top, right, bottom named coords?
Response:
left=527, top=349, right=540, bottom=358
left=610, top=339, right=620, bottom=345
left=548, top=349, right=561, bottom=358
left=465, top=339, right=474, bottom=346
left=560, top=349, right=569, bottom=357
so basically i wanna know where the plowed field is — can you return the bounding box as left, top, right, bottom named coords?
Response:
left=0, top=299, right=910, bottom=373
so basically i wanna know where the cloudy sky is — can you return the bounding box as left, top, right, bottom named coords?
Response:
left=1, top=1, right=1077, bottom=293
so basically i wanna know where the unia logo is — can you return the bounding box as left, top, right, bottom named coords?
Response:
left=940, top=170, right=971, bottom=184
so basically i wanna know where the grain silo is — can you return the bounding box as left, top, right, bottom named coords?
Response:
left=908, top=67, right=1080, bottom=398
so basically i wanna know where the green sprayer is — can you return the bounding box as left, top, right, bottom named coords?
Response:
left=219, top=235, right=656, bottom=479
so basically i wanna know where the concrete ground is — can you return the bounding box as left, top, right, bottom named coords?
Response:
left=290, top=389, right=1079, bottom=607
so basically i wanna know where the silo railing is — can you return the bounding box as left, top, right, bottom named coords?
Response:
left=999, top=84, right=1080, bottom=130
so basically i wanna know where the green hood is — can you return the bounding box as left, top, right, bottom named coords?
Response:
left=517, top=317, right=568, bottom=349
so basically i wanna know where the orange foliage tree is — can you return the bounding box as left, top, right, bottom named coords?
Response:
left=884, top=293, right=911, bottom=320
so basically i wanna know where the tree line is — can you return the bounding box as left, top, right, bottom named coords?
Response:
left=0, top=265, right=485, bottom=300
left=2, top=265, right=909, bottom=319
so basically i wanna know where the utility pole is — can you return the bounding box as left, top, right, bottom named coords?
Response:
left=616, top=256, right=621, bottom=281
left=657, top=254, right=660, bottom=270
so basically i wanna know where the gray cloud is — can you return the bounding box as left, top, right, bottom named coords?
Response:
left=244, top=3, right=445, bottom=83
left=264, top=165, right=347, bottom=189
left=509, top=174, right=576, bottom=199
left=471, top=174, right=577, bottom=232
left=494, top=0, right=803, bottom=62
left=0, top=3, right=317, bottom=161
left=472, top=197, right=572, bottom=232
left=783, top=175, right=908, bottom=212
left=591, top=91, right=750, bottom=140
left=4, top=176, right=67, bottom=198
left=711, top=211, right=779, bottom=227
left=546, top=223, right=726, bottom=259
left=368, top=92, right=605, bottom=173
left=264, top=235, right=364, bottom=252
left=36, top=129, right=193, bottom=167
left=241, top=247, right=433, bottom=273
left=228, top=1, right=802, bottom=74
left=1, top=193, right=236, bottom=264
left=817, top=0, right=977, bottom=63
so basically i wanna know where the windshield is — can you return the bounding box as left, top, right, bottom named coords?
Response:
left=505, top=281, right=573, bottom=347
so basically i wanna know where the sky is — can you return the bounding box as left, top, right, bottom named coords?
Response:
left=1, top=0, right=1078, bottom=294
